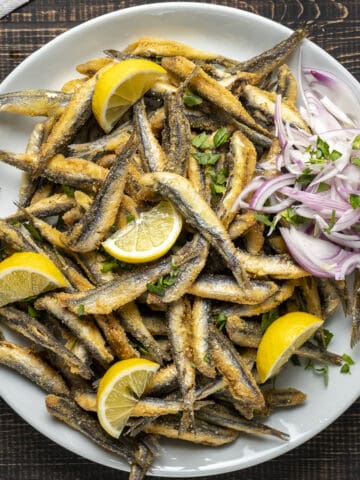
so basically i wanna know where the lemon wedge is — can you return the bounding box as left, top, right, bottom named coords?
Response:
left=0, top=251, right=67, bottom=307
left=256, top=311, right=324, bottom=384
left=92, top=59, right=166, bottom=133
left=97, top=358, right=159, bottom=438
left=102, top=200, right=182, bottom=263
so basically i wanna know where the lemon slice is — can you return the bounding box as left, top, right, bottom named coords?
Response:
left=0, top=251, right=67, bottom=307
left=92, top=59, right=166, bottom=133
left=256, top=311, right=324, bottom=384
left=102, top=200, right=183, bottom=263
left=97, top=358, right=159, bottom=438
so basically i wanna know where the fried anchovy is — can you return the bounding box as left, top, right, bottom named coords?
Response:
left=38, top=76, right=97, bottom=172
left=19, top=209, right=67, bottom=250
left=132, top=398, right=211, bottom=417
left=63, top=139, right=135, bottom=252
left=197, top=403, right=289, bottom=441
left=146, top=234, right=209, bottom=304
left=0, top=326, right=4, bottom=341
left=185, top=108, right=224, bottom=131
left=195, top=376, right=225, bottom=400
left=264, top=388, right=307, bottom=409
left=35, top=295, right=113, bottom=367
left=226, top=315, right=341, bottom=365
left=191, top=297, right=216, bottom=378
left=0, top=151, right=107, bottom=190
left=228, top=26, right=309, bottom=80
left=162, top=88, right=191, bottom=175
left=124, top=37, right=234, bottom=62
left=74, top=251, right=117, bottom=286
left=161, top=56, right=269, bottom=136
left=220, top=280, right=297, bottom=317
left=242, top=84, right=309, bottom=131
left=140, top=172, right=247, bottom=285
left=18, top=120, right=50, bottom=208
left=0, top=219, right=39, bottom=252
left=276, top=64, right=298, bottom=105
left=316, top=278, right=341, bottom=320
left=7, top=193, right=75, bottom=223
left=129, top=439, right=154, bottom=480
left=133, top=98, right=166, bottom=172
left=245, top=222, right=265, bottom=255
left=74, top=390, right=97, bottom=411
left=188, top=274, right=278, bottom=305
left=210, top=325, right=264, bottom=409
left=228, top=212, right=257, bottom=240
left=167, top=299, right=195, bottom=433
left=58, top=241, right=198, bottom=315
left=142, top=315, right=167, bottom=336
left=76, top=57, right=114, bottom=76
left=217, top=131, right=257, bottom=228
left=235, top=250, right=308, bottom=279
left=299, top=277, right=323, bottom=318
left=350, top=270, right=360, bottom=347
left=45, top=395, right=139, bottom=465
left=0, top=306, right=92, bottom=379
left=118, top=303, right=165, bottom=364
left=145, top=363, right=178, bottom=397
left=94, top=313, right=139, bottom=360
left=0, top=341, right=70, bottom=396
left=213, top=390, right=259, bottom=420
left=143, top=414, right=238, bottom=446
left=0, top=90, right=70, bottom=117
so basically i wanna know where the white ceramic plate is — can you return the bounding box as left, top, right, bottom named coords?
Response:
left=0, top=2, right=360, bottom=477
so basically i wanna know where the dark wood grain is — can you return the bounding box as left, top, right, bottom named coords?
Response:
left=1, top=1, right=360, bottom=479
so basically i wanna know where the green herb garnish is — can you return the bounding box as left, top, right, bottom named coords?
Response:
left=27, top=305, right=41, bottom=318
left=101, top=259, right=120, bottom=273
left=254, top=213, right=276, bottom=228
left=214, top=313, right=227, bottom=331
left=340, top=363, right=351, bottom=374
left=23, top=222, right=42, bottom=242
left=213, top=127, right=230, bottom=148
left=350, top=193, right=360, bottom=209
left=146, top=280, right=166, bottom=297
left=192, top=152, right=221, bottom=165
left=77, top=304, right=85, bottom=317
left=192, top=132, right=213, bottom=150
left=62, top=185, right=75, bottom=198
left=317, top=182, right=330, bottom=193
left=352, top=135, right=360, bottom=149
left=203, top=353, right=210, bottom=363
left=281, top=208, right=308, bottom=226
left=325, top=209, right=336, bottom=233
left=305, top=360, right=329, bottom=386
left=352, top=157, right=360, bottom=167
left=183, top=88, right=203, bottom=107
left=323, top=328, right=334, bottom=348
left=342, top=353, right=355, bottom=365
left=126, top=215, right=135, bottom=223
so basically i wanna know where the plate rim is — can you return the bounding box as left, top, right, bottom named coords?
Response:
left=0, top=2, right=360, bottom=477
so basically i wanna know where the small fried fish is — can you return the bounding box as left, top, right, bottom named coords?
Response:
left=0, top=90, right=70, bottom=117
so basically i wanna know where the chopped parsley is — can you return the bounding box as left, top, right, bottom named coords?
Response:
left=207, top=166, right=228, bottom=196
left=340, top=353, right=355, bottom=374
left=213, top=127, right=230, bottom=148
left=254, top=213, right=276, bottom=228
left=350, top=193, right=360, bottom=209
left=352, top=135, right=360, bottom=149
left=305, top=360, right=329, bottom=387
left=296, top=168, right=315, bottom=185
left=62, top=185, right=75, bottom=197
left=191, top=132, right=213, bottom=150
left=192, top=152, right=221, bottom=165
left=281, top=208, right=308, bottom=226
left=317, top=182, right=330, bottom=193
left=126, top=215, right=135, bottom=223
left=183, top=88, right=203, bottom=107
left=352, top=157, right=360, bottom=166
left=214, top=313, right=227, bottom=331
left=77, top=304, right=85, bottom=317
left=27, top=305, right=41, bottom=318
left=203, top=353, right=210, bottom=363
left=324, top=209, right=336, bottom=233
left=323, top=328, right=334, bottom=348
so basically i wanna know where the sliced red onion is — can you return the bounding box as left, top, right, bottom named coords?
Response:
left=303, top=67, right=360, bottom=127
left=320, top=96, right=355, bottom=127
left=280, top=187, right=349, bottom=213
left=249, top=173, right=296, bottom=211
left=231, top=176, right=265, bottom=213
left=335, top=253, right=360, bottom=280
left=332, top=209, right=360, bottom=232
left=304, top=90, right=341, bottom=134
left=280, top=226, right=345, bottom=278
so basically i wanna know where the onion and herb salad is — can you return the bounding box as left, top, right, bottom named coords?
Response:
left=233, top=62, right=360, bottom=280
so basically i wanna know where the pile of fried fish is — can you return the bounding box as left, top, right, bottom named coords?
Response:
left=0, top=27, right=347, bottom=478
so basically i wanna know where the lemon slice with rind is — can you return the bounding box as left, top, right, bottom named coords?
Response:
left=102, top=200, right=183, bottom=263
left=92, top=59, right=166, bottom=133
left=0, top=251, right=67, bottom=307
left=96, top=358, right=159, bottom=438
left=256, top=311, right=324, bottom=384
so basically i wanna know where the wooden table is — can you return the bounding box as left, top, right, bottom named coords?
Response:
left=1, top=1, right=360, bottom=479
